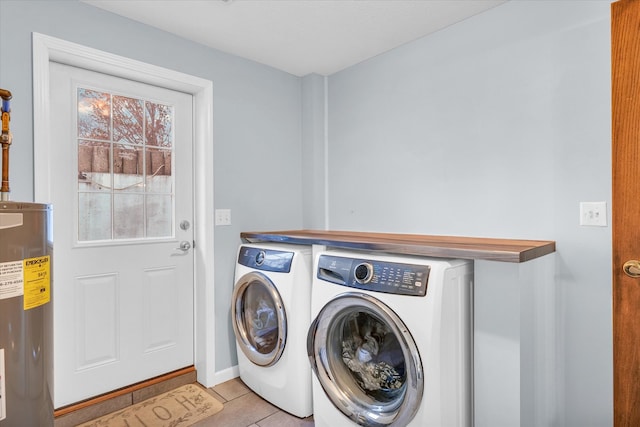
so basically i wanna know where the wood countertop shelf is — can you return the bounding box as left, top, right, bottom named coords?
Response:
left=240, top=230, right=555, bottom=263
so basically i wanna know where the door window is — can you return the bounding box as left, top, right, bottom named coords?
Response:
left=232, top=272, right=287, bottom=366
left=308, top=293, right=423, bottom=426
left=77, top=87, right=174, bottom=242
left=338, top=310, right=405, bottom=398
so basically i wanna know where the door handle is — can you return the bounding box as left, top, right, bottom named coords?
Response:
left=623, top=260, right=640, bottom=278
left=175, top=240, right=192, bottom=252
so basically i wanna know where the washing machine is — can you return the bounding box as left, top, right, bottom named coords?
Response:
left=231, top=243, right=313, bottom=418
left=307, top=249, right=474, bottom=427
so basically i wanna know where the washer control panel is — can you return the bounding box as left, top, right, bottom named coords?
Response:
left=317, top=254, right=430, bottom=296
left=238, top=246, right=294, bottom=273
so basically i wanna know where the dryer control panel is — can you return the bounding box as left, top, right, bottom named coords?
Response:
left=317, top=255, right=430, bottom=296
left=238, top=246, right=294, bottom=273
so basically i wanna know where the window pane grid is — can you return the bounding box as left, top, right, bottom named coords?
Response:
left=77, top=87, right=174, bottom=243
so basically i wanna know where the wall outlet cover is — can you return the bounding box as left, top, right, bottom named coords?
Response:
left=214, top=209, right=231, bottom=226
left=580, top=201, right=607, bottom=227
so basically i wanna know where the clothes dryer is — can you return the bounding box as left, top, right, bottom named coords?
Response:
left=232, top=243, right=313, bottom=418
left=307, top=250, right=473, bottom=427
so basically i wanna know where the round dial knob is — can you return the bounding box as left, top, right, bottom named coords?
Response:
left=354, top=263, right=373, bottom=284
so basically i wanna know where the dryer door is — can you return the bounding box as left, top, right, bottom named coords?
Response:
left=232, top=271, right=287, bottom=367
left=308, top=292, right=423, bottom=427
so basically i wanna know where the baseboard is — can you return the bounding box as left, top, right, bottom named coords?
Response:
left=213, top=365, right=239, bottom=386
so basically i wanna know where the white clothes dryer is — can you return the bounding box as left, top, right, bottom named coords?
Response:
left=307, top=250, right=474, bottom=427
left=232, top=243, right=313, bottom=418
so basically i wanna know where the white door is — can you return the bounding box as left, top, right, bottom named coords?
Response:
left=49, top=62, right=194, bottom=407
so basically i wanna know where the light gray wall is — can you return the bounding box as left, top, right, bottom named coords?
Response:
left=0, top=0, right=303, bottom=372
left=326, top=1, right=611, bottom=426
left=1, top=0, right=615, bottom=424
left=301, top=73, right=327, bottom=229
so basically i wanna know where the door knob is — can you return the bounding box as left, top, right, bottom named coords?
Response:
left=176, top=241, right=192, bottom=252
left=623, top=260, right=640, bottom=278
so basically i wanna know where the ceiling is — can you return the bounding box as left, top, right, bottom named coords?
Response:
left=82, top=0, right=507, bottom=76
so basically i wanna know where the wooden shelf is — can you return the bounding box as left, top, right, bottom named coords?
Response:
left=240, top=229, right=555, bottom=263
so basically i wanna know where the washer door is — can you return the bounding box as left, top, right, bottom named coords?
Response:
left=232, top=271, right=287, bottom=367
left=308, top=292, right=423, bottom=427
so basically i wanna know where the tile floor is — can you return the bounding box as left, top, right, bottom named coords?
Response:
left=193, top=378, right=314, bottom=427
left=57, top=376, right=315, bottom=427
left=54, top=372, right=314, bottom=427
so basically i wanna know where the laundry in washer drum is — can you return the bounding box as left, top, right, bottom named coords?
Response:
left=341, top=311, right=404, bottom=394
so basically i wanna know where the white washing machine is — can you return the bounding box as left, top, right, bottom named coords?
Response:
left=307, top=249, right=474, bottom=427
left=231, top=243, right=313, bottom=418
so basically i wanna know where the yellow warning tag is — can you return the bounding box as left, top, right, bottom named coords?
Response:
left=23, top=255, right=50, bottom=310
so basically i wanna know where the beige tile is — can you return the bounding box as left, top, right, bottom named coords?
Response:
left=191, top=391, right=279, bottom=427
left=257, top=411, right=315, bottom=427
left=212, top=377, right=252, bottom=401
left=206, top=388, right=226, bottom=404
left=53, top=394, right=132, bottom=427
left=132, top=371, right=198, bottom=403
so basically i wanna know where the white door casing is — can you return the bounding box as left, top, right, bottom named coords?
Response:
left=32, top=33, right=216, bottom=407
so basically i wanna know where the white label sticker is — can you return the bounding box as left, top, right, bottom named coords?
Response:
left=0, top=260, right=24, bottom=300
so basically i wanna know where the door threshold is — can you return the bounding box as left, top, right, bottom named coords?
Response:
left=53, top=366, right=196, bottom=426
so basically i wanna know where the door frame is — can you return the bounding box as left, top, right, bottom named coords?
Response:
left=31, top=33, right=218, bottom=388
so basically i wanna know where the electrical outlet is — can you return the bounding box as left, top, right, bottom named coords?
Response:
left=215, top=209, right=231, bottom=226
left=579, top=202, right=607, bottom=227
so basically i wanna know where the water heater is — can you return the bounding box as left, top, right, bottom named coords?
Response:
left=0, top=201, right=53, bottom=426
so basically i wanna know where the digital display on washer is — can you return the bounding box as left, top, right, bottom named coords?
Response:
left=238, top=246, right=294, bottom=273
left=316, top=255, right=430, bottom=296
